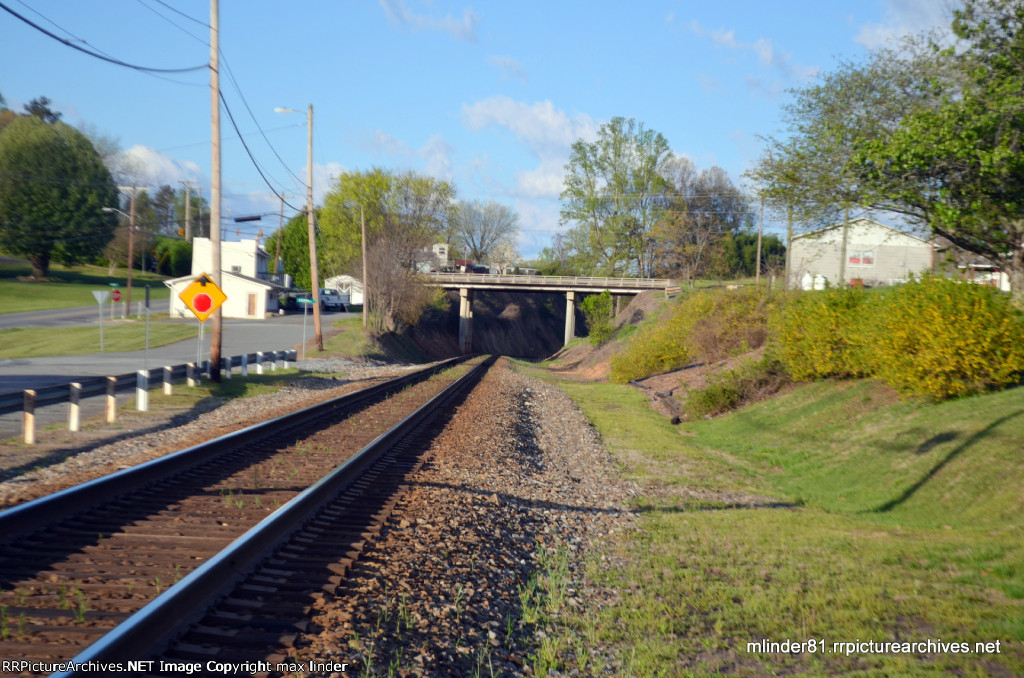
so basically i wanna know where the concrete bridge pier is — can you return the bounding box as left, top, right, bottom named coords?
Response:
left=459, top=287, right=474, bottom=354
left=564, top=291, right=576, bottom=345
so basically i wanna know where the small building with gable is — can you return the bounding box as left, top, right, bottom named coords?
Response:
left=164, top=237, right=290, bottom=319
left=789, top=218, right=932, bottom=289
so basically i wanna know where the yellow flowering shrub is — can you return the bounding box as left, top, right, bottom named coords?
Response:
left=867, top=277, right=1024, bottom=399
left=609, top=287, right=776, bottom=383
left=771, top=287, right=871, bottom=381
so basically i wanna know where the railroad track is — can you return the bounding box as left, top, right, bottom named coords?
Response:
left=0, top=356, right=494, bottom=676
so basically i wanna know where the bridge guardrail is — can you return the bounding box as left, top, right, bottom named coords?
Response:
left=421, top=273, right=674, bottom=288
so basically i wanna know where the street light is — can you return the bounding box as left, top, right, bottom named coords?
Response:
left=102, top=206, right=135, bottom=313
left=275, top=104, right=323, bottom=352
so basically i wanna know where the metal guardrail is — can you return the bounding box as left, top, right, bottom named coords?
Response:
left=421, top=272, right=674, bottom=289
left=0, top=350, right=297, bottom=417
left=1, top=350, right=299, bottom=444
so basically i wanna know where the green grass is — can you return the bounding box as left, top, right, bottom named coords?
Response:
left=0, top=321, right=197, bottom=358
left=0, top=260, right=170, bottom=314
left=519, top=366, right=1024, bottom=676
left=322, top=317, right=387, bottom=360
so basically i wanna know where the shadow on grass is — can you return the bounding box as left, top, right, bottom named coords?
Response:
left=636, top=500, right=802, bottom=514
left=873, top=409, right=1024, bottom=514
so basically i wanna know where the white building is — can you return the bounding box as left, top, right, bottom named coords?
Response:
left=324, top=274, right=364, bottom=305
left=789, top=218, right=932, bottom=289
left=164, top=237, right=290, bottom=319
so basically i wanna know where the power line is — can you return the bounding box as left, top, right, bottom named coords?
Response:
left=0, top=1, right=207, bottom=73
left=135, top=0, right=209, bottom=46
left=219, top=53, right=307, bottom=189
left=218, top=91, right=304, bottom=214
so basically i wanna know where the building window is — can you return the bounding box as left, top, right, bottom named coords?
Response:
left=849, top=250, right=875, bottom=266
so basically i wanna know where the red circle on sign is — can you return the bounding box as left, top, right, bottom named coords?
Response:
left=193, top=293, right=213, bottom=313
left=111, top=289, right=121, bottom=302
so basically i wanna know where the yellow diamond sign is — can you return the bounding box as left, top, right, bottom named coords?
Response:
left=179, top=273, right=227, bottom=322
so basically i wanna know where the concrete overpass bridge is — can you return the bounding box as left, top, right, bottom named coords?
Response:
left=421, top=273, right=676, bottom=353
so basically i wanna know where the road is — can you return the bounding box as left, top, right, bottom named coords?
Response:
left=0, top=300, right=171, bottom=329
left=0, top=308, right=353, bottom=441
left=0, top=307, right=350, bottom=393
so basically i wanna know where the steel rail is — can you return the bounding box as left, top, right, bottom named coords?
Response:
left=51, top=355, right=495, bottom=676
left=0, top=356, right=464, bottom=540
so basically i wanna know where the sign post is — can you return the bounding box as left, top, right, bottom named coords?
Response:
left=178, top=273, right=228, bottom=377
left=92, top=290, right=110, bottom=351
left=297, top=297, right=313, bottom=360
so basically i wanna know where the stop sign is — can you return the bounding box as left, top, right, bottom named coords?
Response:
left=112, top=289, right=122, bottom=302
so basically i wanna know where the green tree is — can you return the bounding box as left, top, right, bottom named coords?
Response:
left=855, top=0, right=1024, bottom=300
left=580, top=290, right=614, bottom=346
left=304, top=168, right=456, bottom=334
left=0, top=115, right=118, bottom=277
left=560, top=117, right=672, bottom=276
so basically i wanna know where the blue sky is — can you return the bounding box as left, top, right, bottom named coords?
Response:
left=0, top=0, right=953, bottom=260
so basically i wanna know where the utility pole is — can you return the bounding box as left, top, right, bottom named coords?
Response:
left=839, top=205, right=850, bottom=286
left=307, top=103, right=323, bottom=352
left=361, top=205, right=368, bottom=332
left=756, top=193, right=764, bottom=287
left=180, top=180, right=196, bottom=242
left=273, top=192, right=293, bottom=279
left=117, top=185, right=148, bottom=311
left=209, top=0, right=223, bottom=381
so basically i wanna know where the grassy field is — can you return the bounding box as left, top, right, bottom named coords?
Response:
left=0, top=321, right=198, bottom=358
left=0, top=260, right=170, bottom=314
left=521, top=368, right=1024, bottom=676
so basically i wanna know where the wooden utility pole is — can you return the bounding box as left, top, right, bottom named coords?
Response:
left=756, top=194, right=764, bottom=287
left=361, top=205, right=368, bottom=332
left=274, top=193, right=287, bottom=278
left=180, top=180, right=196, bottom=242
left=785, top=205, right=793, bottom=290
left=209, top=0, right=223, bottom=381
left=839, top=205, right=850, bottom=286
left=117, top=185, right=148, bottom=311
left=307, top=104, right=323, bottom=352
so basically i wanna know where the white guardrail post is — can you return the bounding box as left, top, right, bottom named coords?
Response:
left=136, top=370, right=149, bottom=412
left=106, top=377, right=117, bottom=423
left=164, top=366, right=173, bottom=396
left=256, top=351, right=264, bottom=375
left=23, top=390, right=36, bottom=444
left=69, top=382, right=81, bottom=432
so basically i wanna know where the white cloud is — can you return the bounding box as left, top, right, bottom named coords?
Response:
left=462, top=96, right=598, bottom=200
left=110, top=145, right=203, bottom=187
left=314, top=161, right=347, bottom=204
left=690, top=20, right=818, bottom=81
left=855, top=0, right=954, bottom=50
left=358, top=129, right=455, bottom=182
left=488, top=55, right=528, bottom=83
left=379, top=0, right=479, bottom=41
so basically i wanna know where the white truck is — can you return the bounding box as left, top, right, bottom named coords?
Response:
left=318, top=288, right=349, bottom=312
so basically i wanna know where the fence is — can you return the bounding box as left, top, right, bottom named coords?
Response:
left=1, top=350, right=298, bottom=444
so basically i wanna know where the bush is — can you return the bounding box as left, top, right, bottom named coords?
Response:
left=580, top=290, right=614, bottom=346
left=609, top=288, right=777, bottom=383
left=771, top=287, right=870, bottom=381
left=683, top=354, right=790, bottom=419
left=867, top=277, right=1024, bottom=399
